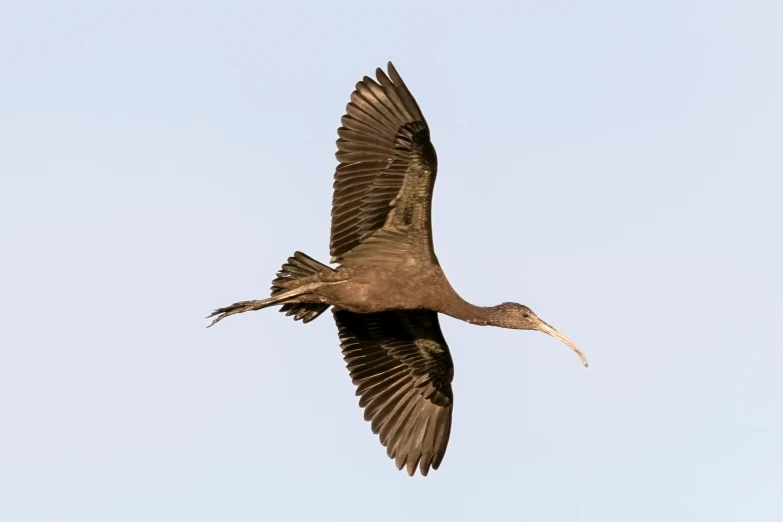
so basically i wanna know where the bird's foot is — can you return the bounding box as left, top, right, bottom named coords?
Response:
left=206, top=300, right=264, bottom=327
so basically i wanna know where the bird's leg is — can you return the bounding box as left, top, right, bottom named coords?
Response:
left=207, top=299, right=272, bottom=327
left=206, top=282, right=325, bottom=327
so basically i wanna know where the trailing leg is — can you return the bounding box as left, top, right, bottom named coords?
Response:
left=207, top=251, right=335, bottom=327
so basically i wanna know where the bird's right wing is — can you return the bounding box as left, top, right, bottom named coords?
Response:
left=330, top=62, right=439, bottom=267
left=333, top=308, right=454, bottom=476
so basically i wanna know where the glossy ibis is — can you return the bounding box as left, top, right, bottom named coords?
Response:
left=208, top=62, right=588, bottom=476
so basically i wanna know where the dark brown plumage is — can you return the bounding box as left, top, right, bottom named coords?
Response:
left=207, top=62, right=588, bottom=476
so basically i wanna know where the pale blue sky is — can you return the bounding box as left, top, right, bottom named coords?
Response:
left=1, top=1, right=781, bottom=521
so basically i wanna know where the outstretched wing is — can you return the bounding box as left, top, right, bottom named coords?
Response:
left=333, top=309, right=454, bottom=476
left=330, top=62, right=439, bottom=267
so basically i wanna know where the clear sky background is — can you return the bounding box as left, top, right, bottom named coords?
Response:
left=2, top=1, right=781, bottom=521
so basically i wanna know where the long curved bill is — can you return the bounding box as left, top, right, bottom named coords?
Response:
left=538, top=322, right=589, bottom=367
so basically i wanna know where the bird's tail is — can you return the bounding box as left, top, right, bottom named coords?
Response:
left=270, top=251, right=334, bottom=323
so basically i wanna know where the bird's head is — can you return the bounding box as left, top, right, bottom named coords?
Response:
left=491, top=302, right=589, bottom=367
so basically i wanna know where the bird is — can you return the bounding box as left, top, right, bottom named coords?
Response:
left=207, top=62, right=588, bottom=476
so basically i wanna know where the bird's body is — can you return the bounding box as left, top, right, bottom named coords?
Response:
left=277, top=264, right=455, bottom=315
left=208, top=62, right=588, bottom=476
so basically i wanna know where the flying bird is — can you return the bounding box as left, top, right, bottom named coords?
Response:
left=208, top=62, right=588, bottom=476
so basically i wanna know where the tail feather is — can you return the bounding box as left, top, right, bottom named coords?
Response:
left=271, top=251, right=334, bottom=323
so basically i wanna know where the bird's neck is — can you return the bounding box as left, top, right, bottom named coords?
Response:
left=439, top=294, right=498, bottom=326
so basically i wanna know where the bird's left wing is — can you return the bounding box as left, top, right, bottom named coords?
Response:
left=333, top=308, right=454, bottom=476
left=330, top=62, right=439, bottom=268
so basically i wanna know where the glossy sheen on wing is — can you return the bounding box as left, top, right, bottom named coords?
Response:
left=333, top=308, right=454, bottom=476
left=330, top=62, right=439, bottom=267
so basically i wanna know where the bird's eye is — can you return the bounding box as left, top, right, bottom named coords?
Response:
left=523, top=313, right=529, bottom=318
